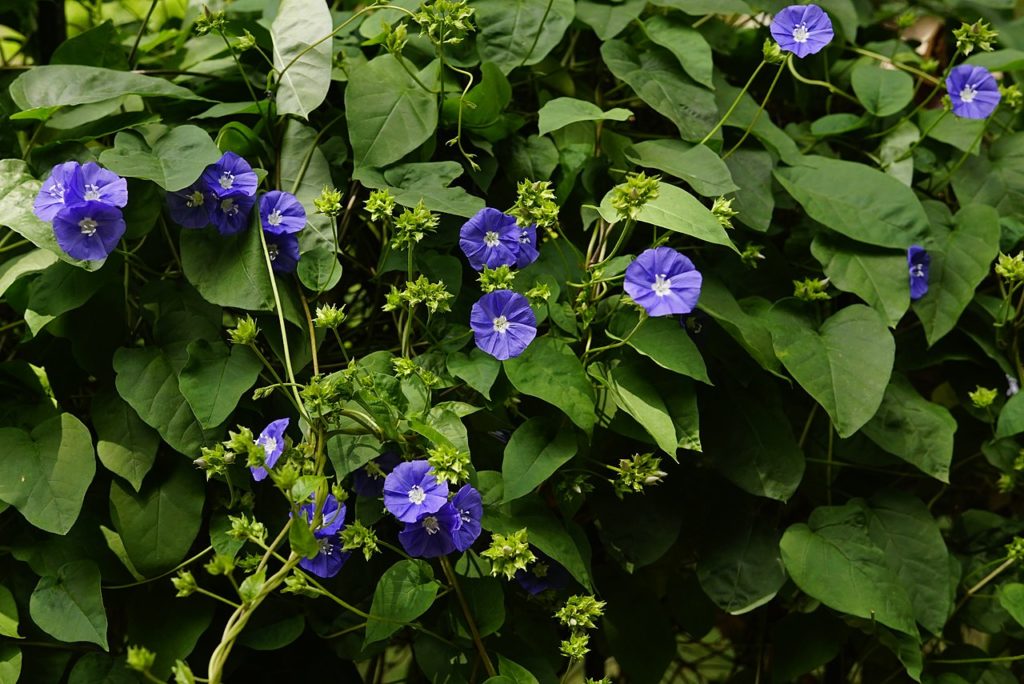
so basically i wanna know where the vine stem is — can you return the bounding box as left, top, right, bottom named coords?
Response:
left=439, top=556, right=496, bottom=677
left=786, top=55, right=858, bottom=104
left=518, top=0, right=555, bottom=69
left=722, top=60, right=785, bottom=160
left=698, top=60, right=766, bottom=146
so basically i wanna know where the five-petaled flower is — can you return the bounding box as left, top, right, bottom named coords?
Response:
left=201, top=151, right=258, bottom=199
left=35, top=161, right=129, bottom=260
left=770, top=4, right=834, bottom=59
left=450, top=484, right=482, bottom=552
left=460, top=207, right=525, bottom=271
left=907, top=245, right=930, bottom=301
left=295, top=494, right=350, bottom=578
left=946, top=64, right=1001, bottom=119
left=624, top=247, right=703, bottom=317
left=470, top=290, right=537, bottom=361
left=397, top=484, right=482, bottom=558
left=210, top=192, right=256, bottom=236
left=52, top=201, right=127, bottom=262
left=260, top=190, right=307, bottom=234
left=251, top=418, right=289, bottom=481
left=383, top=460, right=449, bottom=523
left=167, top=182, right=213, bottom=229
left=264, top=231, right=301, bottom=274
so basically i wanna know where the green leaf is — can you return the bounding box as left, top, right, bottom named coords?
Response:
left=497, top=655, right=539, bottom=684
left=650, top=0, right=750, bottom=11
left=279, top=119, right=334, bottom=254
left=178, top=341, right=261, bottom=429
left=67, top=653, right=137, bottom=684
left=996, top=392, right=1024, bottom=438
left=642, top=15, right=714, bottom=89
left=346, top=55, right=438, bottom=169
left=272, top=0, right=332, bottom=119
left=724, top=150, right=774, bottom=231
left=600, top=40, right=716, bottom=142
left=606, top=360, right=681, bottom=457
left=125, top=594, right=213, bottom=678
left=997, top=582, right=1024, bottom=628
left=851, top=61, right=914, bottom=117
left=180, top=227, right=275, bottom=312
left=811, top=232, right=909, bottom=328
left=774, top=156, right=930, bottom=248
left=110, top=460, right=205, bottom=577
left=714, top=74, right=801, bottom=165
left=918, top=109, right=987, bottom=154
left=296, top=246, right=342, bottom=293
left=9, top=65, right=205, bottom=114
left=475, top=0, right=575, bottom=74
left=502, top=416, right=577, bottom=502
left=0, top=585, right=19, bottom=638
left=697, top=277, right=782, bottom=376
left=599, top=182, right=736, bottom=250
left=504, top=336, right=596, bottom=433
left=354, top=161, right=485, bottom=219
left=505, top=135, right=559, bottom=182
left=50, top=20, right=126, bottom=69
left=767, top=304, right=894, bottom=438
left=912, top=204, right=1001, bottom=346
left=697, top=518, right=786, bottom=615
left=861, top=374, right=956, bottom=482
left=365, top=560, right=440, bottom=645
left=98, top=126, right=221, bottom=191
left=0, top=249, right=57, bottom=298
left=576, top=0, right=646, bottom=40
left=780, top=504, right=919, bottom=638
left=952, top=131, right=1024, bottom=216
left=536, top=97, right=632, bottom=137
left=0, top=413, right=95, bottom=535
left=29, top=560, right=109, bottom=649
left=447, top=349, right=500, bottom=399
left=93, top=390, right=159, bottom=492
left=608, top=311, right=710, bottom=384
left=626, top=140, right=736, bottom=197
left=0, top=644, right=20, bottom=684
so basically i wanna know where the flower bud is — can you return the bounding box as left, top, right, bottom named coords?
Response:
left=953, top=20, right=998, bottom=56
left=228, top=315, right=260, bottom=345
left=968, top=386, right=998, bottom=409
left=172, top=570, right=198, bottom=598
left=793, top=277, right=830, bottom=302
left=763, top=38, right=786, bottom=64
left=126, top=645, right=157, bottom=673
left=481, top=529, right=536, bottom=579
left=610, top=172, right=660, bottom=221
left=313, top=185, right=344, bottom=217
left=314, top=303, right=347, bottom=329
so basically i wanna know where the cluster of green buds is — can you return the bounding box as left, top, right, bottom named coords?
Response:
left=392, top=356, right=441, bottom=386
left=793, top=277, right=830, bottom=302
left=171, top=570, right=198, bottom=598
left=762, top=38, right=786, bottom=65
left=392, top=200, right=439, bottom=250
left=555, top=594, right=606, bottom=660
left=229, top=512, right=268, bottom=545
left=300, top=373, right=348, bottom=419
left=995, top=251, right=1024, bottom=283
left=953, top=20, right=998, bottom=56
left=479, top=264, right=518, bottom=293
left=228, top=314, right=260, bottom=345
left=525, top=282, right=552, bottom=304
left=1006, top=536, right=1024, bottom=562
left=481, top=528, right=536, bottom=579
left=413, top=0, right=475, bottom=46
left=193, top=426, right=263, bottom=478
left=126, top=645, right=157, bottom=675
left=383, top=275, right=453, bottom=314
left=741, top=243, right=765, bottom=269
left=314, top=303, right=347, bottom=329
left=608, top=453, right=667, bottom=497
left=426, top=444, right=472, bottom=484
left=382, top=20, right=409, bottom=55
left=205, top=553, right=236, bottom=577
left=1000, top=84, right=1024, bottom=113
left=610, top=172, right=660, bottom=221
left=968, top=385, right=999, bottom=409
left=510, top=179, right=560, bottom=234
left=340, top=520, right=381, bottom=560
left=711, top=196, right=739, bottom=229
left=314, top=185, right=344, bottom=218
left=193, top=7, right=227, bottom=36
left=895, top=10, right=917, bottom=31
left=233, top=29, right=256, bottom=52
left=282, top=571, right=319, bottom=598
left=365, top=188, right=397, bottom=223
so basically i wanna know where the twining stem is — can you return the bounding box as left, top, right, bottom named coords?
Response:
left=787, top=56, right=858, bottom=104
left=722, top=60, right=785, bottom=160
left=104, top=546, right=214, bottom=590
left=952, top=556, right=1016, bottom=616
left=439, top=556, right=497, bottom=677
left=518, top=0, right=556, bottom=68
left=895, top=109, right=946, bottom=162
left=127, top=0, right=159, bottom=68
left=848, top=46, right=941, bottom=85
left=699, top=60, right=767, bottom=146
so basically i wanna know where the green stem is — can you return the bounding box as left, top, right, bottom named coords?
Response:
left=787, top=55, right=858, bottom=104
left=896, top=108, right=947, bottom=161
left=518, top=0, right=555, bottom=68
left=127, top=0, right=159, bottom=68
left=699, top=60, right=766, bottom=146
left=722, top=60, right=785, bottom=160
left=104, top=546, right=214, bottom=590
left=440, top=556, right=497, bottom=678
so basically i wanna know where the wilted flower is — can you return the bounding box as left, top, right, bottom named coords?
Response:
left=946, top=65, right=1001, bottom=119
left=295, top=494, right=349, bottom=578
left=52, top=201, right=126, bottom=261
left=470, top=290, right=538, bottom=361
left=450, top=484, right=482, bottom=552
left=167, top=182, right=212, bottom=228
left=260, top=190, right=307, bottom=234
left=908, top=245, right=930, bottom=300
left=201, top=151, right=258, bottom=199
left=624, top=247, right=702, bottom=317
left=251, top=418, right=289, bottom=481
left=460, top=208, right=523, bottom=271
left=383, top=460, right=448, bottom=522
left=770, top=4, right=834, bottom=59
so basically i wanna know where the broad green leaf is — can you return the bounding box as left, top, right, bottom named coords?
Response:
left=861, top=375, right=956, bottom=482
left=0, top=585, right=18, bottom=638
left=724, top=150, right=774, bottom=231
left=643, top=15, right=714, bottom=89
left=125, top=594, right=213, bottom=679
left=272, top=0, right=332, bottom=119
left=714, top=74, right=802, bottom=165
left=180, top=226, right=275, bottom=312
left=505, top=135, right=559, bottom=182
left=447, top=349, right=500, bottom=399
left=296, top=247, right=342, bottom=293
left=178, top=341, right=261, bottom=429
left=608, top=311, right=710, bottom=384
left=0, top=644, right=19, bottom=684
left=952, top=132, right=1024, bottom=216
left=918, top=109, right=987, bottom=154
left=346, top=55, right=438, bottom=169
left=497, top=655, right=540, bottom=684
left=576, top=0, right=646, bottom=40
left=698, top=518, right=786, bottom=614
left=997, top=583, right=1024, bottom=628
left=767, top=304, right=894, bottom=438
left=967, top=49, right=1024, bottom=71
left=475, top=0, right=575, bottom=74
left=697, top=277, right=782, bottom=376
left=67, top=653, right=137, bottom=684
left=93, top=390, right=159, bottom=492
left=110, top=460, right=205, bottom=577
left=599, top=183, right=736, bottom=250
left=879, top=121, right=919, bottom=186
left=0, top=249, right=57, bottom=298
left=98, top=125, right=221, bottom=191
left=278, top=119, right=334, bottom=255
left=606, top=360, right=681, bottom=457
left=811, top=232, right=909, bottom=328
left=50, top=20, right=125, bottom=69
left=9, top=65, right=205, bottom=114
left=912, top=204, right=1001, bottom=345
left=354, top=161, right=485, bottom=219
left=851, top=61, right=914, bottom=117
left=0, top=413, right=95, bottom=534
left=780, top=504, right=919, bottom=637
left=502, top=416, right=577, bottom=502
left=601, top=40, right=716, bottom=142
left=626, top=140, right=736, bottom=197
left=30, top=560, right=109, bottom=649
left=505, top=336, right=596, bottom=433
left=996, top=392, right=1024, bottom=438
left=536, top=97, right=632, bottom=137
left=27, top=259, right=111, bottom=317
left=775, top=156, right=930, bottom=248
left=650, top=0, right=750, bottom=10
left=364, top=560, right=440, bottom=645
left=441, top=63, right=513, bottom=141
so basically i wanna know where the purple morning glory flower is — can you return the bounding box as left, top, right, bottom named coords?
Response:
left=260, top=191, right=307, bottom=235
left=167, top=183, right=212, bottom=229
left=460, top=208, right=523, bottom=271
left=209, top=191, right=255, bottom=236
left=624, top=247, right=702, bottom=317
left=383, top=460, right=449, bottom=523
left=470, top=290, right=537, bottom=361
left=515, top=223, right=539, bottom=269
left=295, top=494, right=350, bottom=578
left=398, top=502, right=462, bottom=558
left=66, top=162, right=128, bottom=208
left=251, top=418, right=289, bottom=481
left=265, top=231, right=300, bottom=274
left=908, top=245, right=930, bottom=301
left=514, top=551, right=570, bottom=595
left=52, top=201, right=126, bottom=261
left=201, top=151, right=258, bottom=199
left=353, top=451, right=403, bottom=498
left=450, top=484, right=482, bottom=552
left=946, top=65, right=1001, bottom=120
left=34, top=161, right=81, bottom=222
left=770, top=4, right=834, bottom=58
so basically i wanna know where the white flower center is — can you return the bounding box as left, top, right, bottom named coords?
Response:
left=652, top=273, right=672, bottom=297
left=187, top=190, right=205, bottom=208
left=48, top=182, right=65, bottom=201
left=83, top=184, right=101, bottom=201
left=909, top=264, right=925, bottom=278
left=78, top=218, right=98, bottom=236
left=422, top=516, right=440, bottom=534
left=792, top=23, right=810, bottom=43
left=459, top=508, right=471, bottom=523
left=408, top=485, right=427, bottom=505
left=220, top=198, right=238, bottom=216
left=960, top=85, right=978, bottom=103
left=267, top=209, right=283, bottom=226
left=519, top=230, right=531, bottom=244
left=484, top=230, right=501, bottom=247
left=262, top=436, right=277, bottom=456
left=318, top=537, right=335, bottom=555
left=493, top=315, right=510, bottom=333
left=268, top=244, right=279, bottom=261
left=218, top=171, right=235, bottom=190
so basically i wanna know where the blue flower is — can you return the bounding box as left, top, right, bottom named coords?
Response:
left=251, top=418, right=289, bottom=482
left=515, top=223, right=540, bottom=269
left=260, top=191, right=307, bottom=235
left=514, top=551, right=570, bottom=595
left=770, top=4, right=834, bottom=58
left=66, top=162, right=128, bottom=208
left=398, top=502, right=461, bottom=558
left=34, top=161, right=81, bottom=222
left=946, top=65, right=1001, bottom=119
left=470, top=290, right=537, bottom=361
left=295, top=494, right=350, bottom=578
left=460, top=208, right=523, bottom=271
left=352, top=451, right=403, bottom=498
left=907, top=245, right=930, bottom=301
left=450, top=484, right=482, bottom=552
left=209, top=192, right=255, bottom=236
left=383, top=460, right=449, bottom=523
left=624, top=247, right=702, bottom=317
left=52, top=200, right=126, bottom=261
left=265, top=231, right=300, bottom=274
left=201, top=151, right=258, bottom=199
left=167, top=183, right=212, bottom=229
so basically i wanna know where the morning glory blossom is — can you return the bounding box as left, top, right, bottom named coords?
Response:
left=265, top=231, right=301, bottom=274
left=166, top=182, right=212, bottom=229
left=946, top=64, right=1001, bottom=119
left=201, top=151, right=258, bottom=199
left=251, top=418, right=289, bottom=481
left=353, top=451, right=403, bottom=498
left=770, top=4, right=834, bottom=58
left=66, top=162, right=128, bottom=208
left=209, top=191, right=255, bottom=236
left=295, top=494, right=350, bottom=578
left=907, top=245, right=930, bottom=301
left=450, top=484, right=482, bottom=552
left=398, top=502, right=462, bottom=558
left=460, top=208, right=523, bottom=271
left=34, top=161, right=82, bottom=222
left=259, top=190, right=307, bottom=235
left=515, top=223, right=540, bottom=269
left=52, top=200, right=126, bottom=261
left=469, top=290, right=537, bottom=361
left=383, top=460, right=448, bottom=523
left=624, top=247, right=703, bottom=317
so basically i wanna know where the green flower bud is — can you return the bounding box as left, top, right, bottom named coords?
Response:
left=204, top=554, right=236, bottom=576
left=233, top=30, right=256, bottom=52
left=229, top=513, right=268, bottom=544
left=711, top=196, right=739, bottom=229
left=763, top=38, right=786, bottom=65
left=392, top=200, right=439, bottom=249
left=525, top=282, right=552, bottom=303
left=793, top=277, right=830, bottom=301
left=608, top=453, right=667, bottom=497
left=610, top=172, right=660, bottom=221
left=172, top=660, right=196, bottom=684
left=126, top=645, right=157, bottom=673
left=555, top=595, right=606, bottom=631
left=995, top=252, right=1024, bottom=282
left=229, top=315, right=260, bottom=345
left=413, top=0, right=475, bottom=46
left=426, top=444, right=472, bottom=485
left=1000, top=84, right=1023, bottom=112
left=968, top=386, right=998, bottom=409
left=314, top=303, right=347, bottom=329
left=953, top=20, right=998, bottom=57
left=481, top=529, right=536, bottom=579
left=383, top=20, right=409, bottom=54
left=194, top=8, right=227, bottom=36
left=365, top=188, right=396, bottom=222
left=510, top=180, right=560, bottom=231
left=560, top=633, right=591, bottom=660
left=479, top=264, right=518, bottom=293
left=313, top=186, right=344, bottom=217
left=340, top=520, right=381, bottom=561
left=172, top=570, right=198, bottom=598
left=997, top=473, right=1016, bottom=493
left=741, top=243, right=766, bottom=269
left=1007, top=536, right=1024, bottom=561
